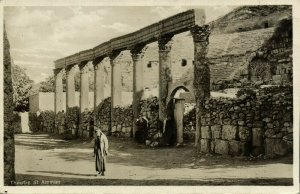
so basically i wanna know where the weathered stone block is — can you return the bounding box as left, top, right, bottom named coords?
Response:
left=102, top=125, right=109, bottom=132
left=201, top=126, right=211, bottom=139
left=112, top=126, right=117, bottom=133
left=283, top=133, right=293, bottom=142
left=252, top=128, right=263, bottom=146
left=200, top=139, right=211, bottom=153
left=214, top=139, right=229, bottom=155
left=229, top=140, right=241, bottom=156
left=253, top=121, right=263, bottom=128
left=122, top=127, right=126, bottom=133
left=265, top=128, right=276, bottom=138
left=265, top=138, right=289, bottom=157
left=237, top=120, right=245, bottom=126
left=238, top=127, right=250, bottom=142
left=211, top=125, right=221, bottom=139
left=222, top=125, right=237, bottom=140
left=126, top=127, right=132, bottom=133
left=287, top=127, right=293, bottom=133
left=117, top=125, right=122, bottom=132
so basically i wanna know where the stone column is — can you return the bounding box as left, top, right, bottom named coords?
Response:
left=109, top=52, right=121, bottom=135
left=93, top=58, right=105, bottom=109
left=110, top=52, right=122, bottom=108
left=158, top=35, right=174, bottom=123
left=174, top=98, right=185, bottom=144
left=65, top=65, right=76, bottom=109
left=79, top=62, right=90, bottom=113
left=190, top=25, right=211, bottom=147
left=54, top=68, right=64, bottom=114
left=131, top=45, right=146, bottom=137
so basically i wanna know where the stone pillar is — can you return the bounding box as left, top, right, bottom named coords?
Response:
left=131, top=45, right=146, bottom=137
left=93, top=58, right=105, bottom=109
left=109, top=52, right=121, bottom=135
left=158, top=35, right=174, bottom=123
left=79, top=62, right=90, bottom=113
left=54, top=68, right=64, bottom=114
left=65, top=65, right=76, bottom=109
left=174, top=98, right=185, bottom=144
left=190, top=25, right=211, bottom=147
left=110, top=52, right=122, bottom=108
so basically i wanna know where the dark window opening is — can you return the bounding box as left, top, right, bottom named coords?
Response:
left=264, top=22, right=269, bottom=28
left=181, top=59, right=187, bottom=67
left=147, top=62, right=152, bottom=68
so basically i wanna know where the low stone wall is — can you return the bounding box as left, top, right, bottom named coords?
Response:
left=111, top=106, right=133, bottom=137
left=66, top=107, right=80, bottom=137
left=183, top=106, right=196, bottom=142
left=95, top=97, right=111, bottom=133
left=55, top=111, right=66, bottom=135
left=79, top=109, right=94, bottom=139
left=199, top=85, right=292, bottom=157
left=140, top=97, right=160, bottom=144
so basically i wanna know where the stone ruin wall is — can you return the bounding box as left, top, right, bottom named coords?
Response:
left=199, top=86, right=292, bottom=158
left=248, top=18, right=292, bottom=84
left=28, top=7, right=293, bottom=158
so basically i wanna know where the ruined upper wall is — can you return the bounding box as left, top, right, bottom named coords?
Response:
left=54, top=9, right=205, bottom=69
left=209, top=5, right=291, bottom=34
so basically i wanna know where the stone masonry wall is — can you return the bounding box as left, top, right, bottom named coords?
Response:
left=249, top=18, right=292, bottom=84
left=95, top=97, right=111, bottom=134
left=79, top=109, right=94, bottom=139
left=111, top=106, right=133, bottom=137
left=199, top=86, right=292, bottom=158
left=66, top=107, right=80, bottom=137
left=140, top=97, right=160, bottom=144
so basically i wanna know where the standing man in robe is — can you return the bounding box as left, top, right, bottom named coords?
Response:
left=94, top=127, right=109, bottom=176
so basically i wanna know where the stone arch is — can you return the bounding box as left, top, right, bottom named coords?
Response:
left=165, top=84, right=194, bottom=119
left=167, top=84, right=194, bottom=104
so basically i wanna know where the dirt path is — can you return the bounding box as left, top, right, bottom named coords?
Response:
left=15, top=133, right=293, bottom=185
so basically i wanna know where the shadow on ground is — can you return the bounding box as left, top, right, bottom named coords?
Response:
left=15, top=133, right=294, bottom=170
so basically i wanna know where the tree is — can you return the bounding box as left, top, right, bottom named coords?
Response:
left=4, top=26, right=16, bottom=185
left=12, top=64, right=34, bottom=112
left=39, top=75, right=55, bottom=92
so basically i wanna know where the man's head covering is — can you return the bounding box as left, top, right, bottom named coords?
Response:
left=94, top=126, right=102, bottom=137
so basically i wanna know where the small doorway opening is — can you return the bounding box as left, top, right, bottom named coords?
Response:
left=163, top=87, right=193, bottom=146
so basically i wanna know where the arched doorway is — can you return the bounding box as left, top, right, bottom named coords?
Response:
left=165, top=86, right=194, bottom=146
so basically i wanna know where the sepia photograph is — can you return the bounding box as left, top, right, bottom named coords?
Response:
left=1, top=1, right=299, bottom=193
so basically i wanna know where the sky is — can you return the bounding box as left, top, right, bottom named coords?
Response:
left=4, top=6, right=236, bottom=83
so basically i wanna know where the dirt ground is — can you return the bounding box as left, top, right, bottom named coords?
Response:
left=15, top=133, right=293, bottom=186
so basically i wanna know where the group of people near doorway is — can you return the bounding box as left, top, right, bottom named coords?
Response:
left=93, top=99, right=178, bottom=176
left=134, top=99, right=178, bottom=147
